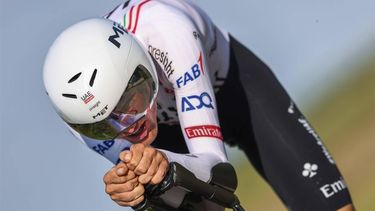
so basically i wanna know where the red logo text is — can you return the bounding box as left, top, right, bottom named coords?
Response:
left=185, top=125, right=223, bottom=140
left=81, top=91, right=95, bottom=104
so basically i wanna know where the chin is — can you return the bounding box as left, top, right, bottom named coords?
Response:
left=141, top=124, right=158, bottom=146
left=126, top=122, right=157, bottom=145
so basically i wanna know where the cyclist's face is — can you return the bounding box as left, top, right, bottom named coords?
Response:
left=116, top=98, right=158, bottom=145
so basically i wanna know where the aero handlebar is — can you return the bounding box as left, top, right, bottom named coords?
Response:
left=133, top=162, right=245, bottom=211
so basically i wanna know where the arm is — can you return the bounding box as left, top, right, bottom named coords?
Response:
left=145, top=8, right=228, bottom=182
left=104, top=6, right=229, bottom=208
left=66, top=124, right=132, bottom=164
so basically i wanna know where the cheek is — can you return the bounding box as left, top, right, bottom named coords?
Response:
left=146, top=121, right=158, bottom=145
left=147, top=106, right=158, bottom=134
left=148, top=102, right=158, bottom=121
left=148, top=113, right=157, bottom=130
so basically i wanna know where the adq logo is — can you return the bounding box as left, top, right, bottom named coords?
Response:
left=181, top=92, right=214, bottom=112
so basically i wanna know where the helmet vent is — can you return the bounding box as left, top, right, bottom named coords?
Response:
left=62, top=93, right=77, bottom=99
left=89, top=69, right=97, bottom=87
left=68, top=72, right=82, bottom=83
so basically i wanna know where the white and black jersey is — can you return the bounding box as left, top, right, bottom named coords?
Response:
left=68, top=1, right=353, bottom=210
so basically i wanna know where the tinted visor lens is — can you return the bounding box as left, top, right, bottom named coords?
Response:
left=69, top=65, right=156, bottom=140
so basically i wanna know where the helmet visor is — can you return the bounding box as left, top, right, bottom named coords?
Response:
left=68, top=65, right=157, bottom=140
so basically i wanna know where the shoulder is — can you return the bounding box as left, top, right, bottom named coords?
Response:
left=105, top=0, right=197, bottom=29
left=126, top=0, right=198, bottom=33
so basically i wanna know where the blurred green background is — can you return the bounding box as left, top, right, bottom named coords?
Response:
left=228, top=52, right=375, bottom=210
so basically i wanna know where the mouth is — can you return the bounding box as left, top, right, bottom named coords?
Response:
left=126, top=121, right=148, bottom=140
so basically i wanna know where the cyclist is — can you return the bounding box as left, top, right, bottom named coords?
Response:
left=43, top=0, right=355, bottom=210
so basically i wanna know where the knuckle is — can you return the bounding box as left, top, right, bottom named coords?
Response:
left=123, top=182, right=134, bottom=191
left=130, top=144, right=136, bottom=151
left=131, top=143, right=144, bottom=152
left=159, top=167, right=167, bottom=178
left=135, top=166, right=147, bottom=175
left=127, top=201, right=137, bottom=207
left=117, top=177, right=126, bottom=183
left=128, top=161, right=137, bottom=170
left=139, top=184, right=145, bottom=193
left=148, top=167, right=157, bottom=176
left=127, top=171, right=136, bottom=179
left=110, top=194, right=118, bottom=201
left=138, top=175, right=150, bottom=184
left=103, top=177, right=109, bottom=184
left=103, top=172, right=112, bottom=184
left=151, top=176, right=162, bottom=185
left=144, top=147, right=156, bottom=156
left=124, top=171, right=135, bottom=181
left=117, top=201, right=128, bottom=207
left=104, top=167, right=120, bottom=184
left=117, top=161, right=126, bottom=169
left=128, top=195, right=144, bottom=207
left=161, top=159, right=169, bottom=167
left=105, top=185, right=113, bottom=194
left=114, top=192, right=130, bottom=202
left=155, top=152, right=163, bottom=161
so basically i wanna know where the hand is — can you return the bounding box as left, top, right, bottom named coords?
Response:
left=120, top=143, right=169, bottom=185
left=103, top=162, right=145, bottom=207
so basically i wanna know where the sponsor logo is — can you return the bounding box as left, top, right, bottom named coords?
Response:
left=108, top=22, right=127, bottom=48
left=92, top=104, right=109, bottom=119
left=302, top=162, right=318, bottom=178
left=81, top=91, right=95, bottom=104
left=181, top=92, right=214, bottom=112
left=298, top=117, right=335, bottom=164
left=176, top=55, right=204, bottom=88
left=92, top=140, right=115, bottom=155
left=89, top=101, right=101, bottom=111
left=320, top=178, right=347, bottom=198
left=148, top=45, right=174, bottom=78
left=185, top=125, right=223, bottom=140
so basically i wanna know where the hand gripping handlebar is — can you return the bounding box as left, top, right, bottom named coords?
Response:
left=132, top=162, right=245, bottom=211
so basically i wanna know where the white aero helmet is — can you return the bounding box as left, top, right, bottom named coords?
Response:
left=43, top=18, right=158, bottom=140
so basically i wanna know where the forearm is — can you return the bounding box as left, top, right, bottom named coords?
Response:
left=158, top=149, right=228, bottom=182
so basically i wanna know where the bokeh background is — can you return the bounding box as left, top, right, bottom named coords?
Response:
left=1, top=0, right=374, bottom=210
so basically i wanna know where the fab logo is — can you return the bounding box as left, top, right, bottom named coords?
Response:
left=92, top=140, right=115, bottom=155
left=176, top=52, right=204, bottom=88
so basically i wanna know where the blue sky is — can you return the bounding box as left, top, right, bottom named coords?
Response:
left=1, top=0, right=374, bottom=210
